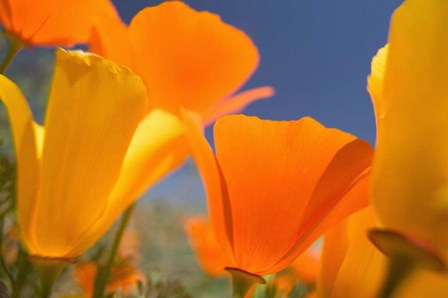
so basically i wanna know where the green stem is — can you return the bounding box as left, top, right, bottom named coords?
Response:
left=226, top=267, right=266, bottom=298
left=30, top=257, right=67, bottom=298
left=377, top=255, right=414, bottom=298
left=93, top=203, right=135, bottom=298
left=0, top=219, right=14, bottom=290
left=11, top=248, right=29, bottom=298
left=0, top=36, right=23, bottom=74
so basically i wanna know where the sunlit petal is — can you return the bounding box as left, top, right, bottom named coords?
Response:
left=2, top=0, right=119, bottom=46
left=0, top=75, right=39, bottom=251
left=66, top=110, right=188, bottom=256
left=181, top=109, right=236, bottom=265
left=90, top=16, right=135, bottom=70
left=214, top=116, right=370, bottom=274
left=128, top=2, right=259, bottom=114
left=370, top=0, right=448, bottom=254
left=202, top=87, right=275, bottom=126
left=30, top=49, right=147, bottom=257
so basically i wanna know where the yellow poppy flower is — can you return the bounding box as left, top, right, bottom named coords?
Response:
left=0, top=49, right=186, bottom=258
left=369, top=0, right=448, bottom=255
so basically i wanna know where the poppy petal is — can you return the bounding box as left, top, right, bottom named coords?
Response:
left=371, top=0, right=448, bottom=252
left=319, top=207, right=386, bottom=297
left=181, top=109, right=236, bottom=265
left=0, top=75, right=39, bottom=251
left=30, top=49, right=147, bottom=257
left=90, top=16, right=135, bottom=71
left=65, top=110, right=188, bottom=256
left=128, top=2, right=259, bottom=114
left=6, top=0, right=118, bottom=46
left=202, top=87, right=275, bottom=126
left=214, top=115, right=360, bottom=274
left=367, top=45, right=388, bottom=120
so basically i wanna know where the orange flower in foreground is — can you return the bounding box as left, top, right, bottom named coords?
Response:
left=0, top=0, right=118, bottom=46
left=90, top=1, right=274, bottom=125
left=183, top=113, right=373, bottom=276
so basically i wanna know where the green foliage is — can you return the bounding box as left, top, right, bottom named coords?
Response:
left=144, top=271, right=192, bottom=298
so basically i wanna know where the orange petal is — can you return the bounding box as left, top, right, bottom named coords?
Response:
left=185, top=217, right=229, bottom=276
left=213, top=115, right=371, bottom=275
left=317, top=219, right=349, bottom=298
left=3, top=0, right=118, bottom=46
left=202, top=87, right=275, bottom=126
left=128, top=2, right=259, bottom=116
left=0, top=0, right=13, bottom=30
left=180, top=109, right=236, bottom=265
left=90, top=15, right=135, bottom=71
left=75, top=263, right=97, bottom=297
left=289, top=247, right=320, bottom=283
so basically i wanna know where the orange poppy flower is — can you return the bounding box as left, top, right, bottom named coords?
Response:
left=0, top=0, right=118, bottom=47
left=90, top=1, right=274, bottom=125
left=182, top=113, right=373, bottom=276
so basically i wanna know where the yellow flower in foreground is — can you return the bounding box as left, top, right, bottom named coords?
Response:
left=0, top=49, right=185, bottom=258
left=0, top=0, right=118, bottom=47
left=369, top=0, right=448, bottom=255
left=318, top=207, right=448, bottom=298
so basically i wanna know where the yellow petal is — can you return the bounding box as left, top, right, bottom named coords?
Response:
left=0, top=75, right=39, bottom=252
left=395, top=269, right=448, bottom=298
left=65, top=109, right=188, bottom=256
left=367, top=44, right=388, bottom=123
left=318, top=207, right=448, bottom=298
left=317, top=219, right=349, bottom=298
left=371, top=0, right=448, bottom=253
left=331, top=209, right=386, bottom=298
left=29, top=49, right=147, bottom=257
